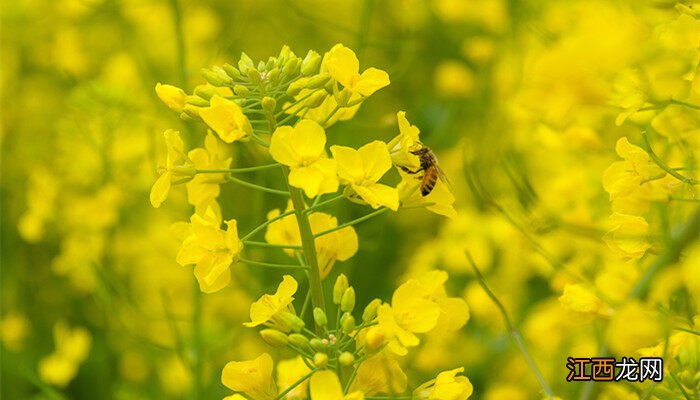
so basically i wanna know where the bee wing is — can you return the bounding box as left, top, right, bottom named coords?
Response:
left=435, top=164, right=452, bottom=189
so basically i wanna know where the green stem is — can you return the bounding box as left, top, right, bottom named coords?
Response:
left=239, top=258, right=309, bottom=270
left=243, top=240, right=302, bottom=250
left=304, top=194, right=345, bottom=213
left=641, top=131, right=697, bottom=185
left=192, top=280, right=203, bottom=399
left=241, top=209, right=296, bottom=241
left=321, top=105, right=340, bottom=126
left=286, top=173, right=328, bottom=326
left=466, top=253, right=555, bottom=399
left=226, top=175, right=290, bottom=196
left=273, top=369, right=317, bottom=400
left=670, top=98, right=700, bottom=110
left=314, top=208, right=389, bottom=238
left=196, top=164, right=280, bottom=174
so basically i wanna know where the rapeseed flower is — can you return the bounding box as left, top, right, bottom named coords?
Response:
left=199, top=95, right=253, bottom=143
left=324, top=43, right=390, bottom=98
left=150, top=129, right=195, bottom=208
left=222, top=353, right=277, bottom=400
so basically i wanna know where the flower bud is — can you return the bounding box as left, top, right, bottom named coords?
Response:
left=185, top=95, right=209, bottom=107
left=267, top=68, right=281, bottom=84
left=305, top=73, right=331, bottom=89
left=365, top=326, right=385, bottom=351
left=341, top=288, right=355, bottom=313
left=262, top=97, right=277, bottom=114
left=155, top=83, right=186, bottom=113
left=313, top=307, right=328, bottom=327
left=279, top=45, right=292, bottom=62
left=222, top=63, right=243, bottom=80
left=260, top=329, right=288, bottom=348
left=362, top=299, right=381, bottom=322
left=282, top=58, right=300, bottom=77
left=194, top=85, right=217, bottom=101
left=182, top=104, right=202, bottom=119
left=339, top=352, right=354, bottom=366
left=306, top=91, right=327, bottom=109
left=238, top=52, right=254, bottom=75
left=286, top=80, right=305, bottom=97
left=247, top=68, right=262, bottom=84
left=201, top=68, right=232, bottom=87
left=278, top=312, right=305, bottom=333
left=301, top=51, right=321, bottom=76
left=334, top=88, right=350, bottom=107
left=333, top=274, right=349, bottom=304
left=233, top=85, right=251, bottom=97
left=288, top=333, right=311, bottom=351
left=313, top=352, right=328, bottom=368
left=309, top=338, right=326, bottom=352
left=341, top=314, right=355, bottom=334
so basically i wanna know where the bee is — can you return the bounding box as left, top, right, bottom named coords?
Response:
left=401, top=145, right=451, bottom=196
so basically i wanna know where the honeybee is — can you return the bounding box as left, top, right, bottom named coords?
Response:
left=402, top=145, right=450, bottom=196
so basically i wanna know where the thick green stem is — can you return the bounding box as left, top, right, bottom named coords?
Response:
left=286, top=170, right=327, bottom=322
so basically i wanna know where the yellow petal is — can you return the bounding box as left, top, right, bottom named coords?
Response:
left=155, top=83, right=186, bottom=113
left=200, top=96, right=252, bottom=143
left=354, top=67, right=390, bottom=96
left=150, top=172, right=172, bottom=208
left=353, top=183, right=399, bottom=211
left=310, top=370, right=344, bottom=400
left=358, top=141, right=392, bottom=182
left=325, top=44, right=359, bottom=88
left=331, top=145, right=364, bottom=183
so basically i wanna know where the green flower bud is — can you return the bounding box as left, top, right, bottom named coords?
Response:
left=282, top=57, right=300, bottom=77
left=286, top=80, right=305, bottom=97
left=333, top=274, right=349, bottom=304
left=339, top=352, right=355, bottom=366
left=313, top=307, right=328, bottom=327
left=341, top=314, right=356, bottom=334
left=185, top=95, right=209, bottom=107
left=306, top=91, right=327, bottom=109
left=362, top=299, right=381, bottom=322
left=309, top=338, right=326, bottom=352
left=201, top=68, right=232, bottom=87
left=260, top=329, right=288, bottom=348
left=262, top=97, right=277, bottom=114
left=193, top=85, right=217, bottom=101
left=267, top=68, right=281, bottom=84
left=301, top=51, right=322, bottom=76
left=247, top=68, right=262, bottom=84
left=182, top=104, right=202, bottom=120
left=279, top=312, right=305, bottom=333
left=335, top=88, right=350, bottom=107
left=233, top=85, right=251, bottom=97
left=313, top=352, right=328, bottom=368
left=288, top=333, right=311, bottom=351
left=279, top=45, right=292, bottom=62
left=238, top=52, right=254, bottom=75
left=341, top=288, right=355, bottom=313
left=222, top=63, right=243, bottom=80
left=305, top=73, right=331, bottom=89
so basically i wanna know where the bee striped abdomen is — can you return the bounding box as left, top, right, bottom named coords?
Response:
left=421, top=167, right=438, bottom=196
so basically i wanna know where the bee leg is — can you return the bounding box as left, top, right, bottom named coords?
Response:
left=399, top=166, right=423, bottom=174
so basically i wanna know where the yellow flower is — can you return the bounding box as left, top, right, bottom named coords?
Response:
left=199, top=95, right=252, bottom=143
left=311, top=369, right=365, bottom=400
left=264, top=204, right=359, bottom=278
left=606, top=301, right=662, bottom=356
left=176, top=205, right=242, bottom=293
left=413, top=368, right=473, bottom=400
left=222, top=353, right=278, bottom=400
left=38, top=321, right=92, bottom=387
left=270, top=120, right=339, bottom=198
left=0, top=313, right=30, bottom=351
left=558, top=283, right=610, bottom=316
left=285, top=86, right=360, bottom=128
left=434, top=61, right=475, bottom=98
left=398, top=169, right=457, bottom=219
left=150, top=129, right=195, bottom=208
left=331, top=142, right=399, bottom=211
left=349, top=353, right=407, bottom=396
left=186, top=132, right=232, bottom=206
left=386, top=111, right=421, bottom=170
left=324, top=44, right=390, bottom=98
left=244, top=275, right=300, bottom=331
left=603, top=213, right=651, bottom=261
left=277, top=356, right=311, bottom=400
left=155, top=83, right=186, bottom=113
